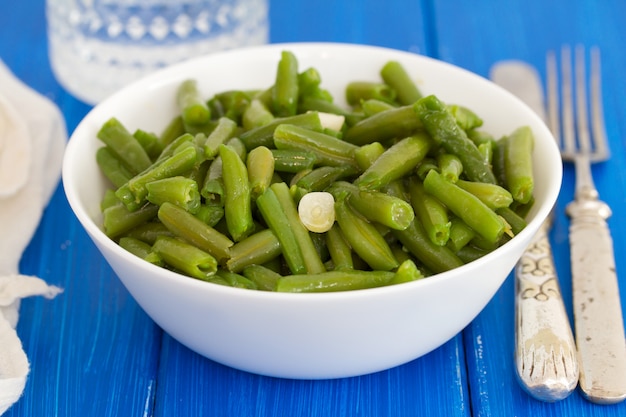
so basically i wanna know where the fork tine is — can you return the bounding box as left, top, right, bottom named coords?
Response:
left=590, top=46, right=610, bottom=161
left=546, top=50, right=560, bottom=141
left=560, top=45, right=577, bottom=160
left=575, top=45, right=593, bottom=155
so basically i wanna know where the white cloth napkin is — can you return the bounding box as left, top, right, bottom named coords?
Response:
left=0, top=60, right=66, bottom=415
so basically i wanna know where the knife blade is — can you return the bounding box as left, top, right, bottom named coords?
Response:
left=490, top=60, right=579, bottom=402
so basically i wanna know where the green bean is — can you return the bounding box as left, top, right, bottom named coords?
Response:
left=159, top=115, right=186, bottom=147
left=272, top=51, right=299, bottom=117
left=123, top=221, right=174, bottom=245
left=415, top=157, right=439, bottom=180
left=194, top=203, right=224, bottom=227
left=214, top=90, right=251, bottom=124
left=298, top=97, right=364, bottom=127
left=239, top=111, right=322, bottom=150
left=203, top=117, right=237, bottom=159
left=242, top=98, right=275, bottom=130
left=344, top=105, right=422, bottom=145
left=133, top=129, right=163, bottom=161
left=503, top=126, right=534, bottom=204
left=116, top=145, right=198, bottom=211
left=295, top=165, right=354, bottom=192
left=447, top=104, right=483, bottom=131
left=215, top=270, right=258, bottom=289
left=145, top=175, right=201, bottom=214
left=414, top=95, right=496, bottom=184
left=96, top=146, right=133, bottom=188
left=408, top=177, right=450, bottom=246
left=201, top=156, right=224, bottom=204
left=455, top=244, right=490, bottom=263
left=256, top=183, right=325, bottom=275
left=97, top=117, right=152, bottom=175
left=119, top=237, right=163, bottom=266
left=334, top=194, right=398, bottom=271
left=100, top=189, right=119, bottom=211
left=456, top=179, right=513, bottom=210
left=246, top=145, right=275, bottom=200
left=103, top=201, right=159, bottom=239
left=219, top=144, right=254, bottom=242
left=157, top=201, right=233, bottom=263
left=276, top=269, right=395, bottom=293
left=177, top=79, right=211, bottom=127
left=380, top=60, right=422, bottom=105
left=361, top=99, right=396, bottom=117
left=446, top=217, right=476, bottom=253
left=423, top=170, right=505, bottom=244
left=437, top=153, right=463, bottom=183
left=242, top=264, right=281, bottom=291
left=345, top=81, right=397, bottom=106
left=496, top=206, right=527, bottom=235
left=392, top=218, right=464, bottom=273
left=354, top=133, right=431, bottom=191
left=390, top=259, right=424, bottom=285
left=330, top=181, right=414, bottom=231
left=354, top=142, right=385, bottom=171
left=325, top=224, right=354, bottom=271
left=271, top=149, right=317, bottom=173
left=297, top=67, right=322, bottom=97
left=226, top=228, right=282, bottom=273
left=155, top=133, right=194, bottom=162
left=273, top=124, right=360, bottom=170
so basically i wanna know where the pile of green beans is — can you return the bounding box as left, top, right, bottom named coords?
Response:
left=96, top=50, right=535, bottom=293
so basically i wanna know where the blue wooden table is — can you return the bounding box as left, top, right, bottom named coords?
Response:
left=2, top=0, right=626, bottom=415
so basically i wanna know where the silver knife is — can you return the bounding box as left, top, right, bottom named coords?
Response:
left=490, top=61, right=579, bottom=402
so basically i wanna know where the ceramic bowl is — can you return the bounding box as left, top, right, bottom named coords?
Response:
left=63, top=42, right=562, bottom=379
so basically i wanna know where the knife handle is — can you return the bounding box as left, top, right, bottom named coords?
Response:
left=515, top=220, right=579, bottom=402
left=567, top=197, right=626, bottom=404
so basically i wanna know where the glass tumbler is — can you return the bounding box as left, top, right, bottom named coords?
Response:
left=46, top=0, right=269, bottom=105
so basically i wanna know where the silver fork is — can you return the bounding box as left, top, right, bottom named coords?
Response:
left=547, top=45, right=626, bottom=404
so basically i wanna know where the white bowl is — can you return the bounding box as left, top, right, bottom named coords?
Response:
left=63, top=42, right=562, bottom=379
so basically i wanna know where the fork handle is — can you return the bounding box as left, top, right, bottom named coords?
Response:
left=515, top=221, right=579, bottom=401
left=567, top=198, right=626, bottom=404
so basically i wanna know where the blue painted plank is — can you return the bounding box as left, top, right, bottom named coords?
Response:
left=431, top=0, right=626, bottom=415
left=154, top=334, right=469, bottom=417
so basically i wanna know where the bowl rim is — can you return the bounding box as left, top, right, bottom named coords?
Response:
left=62, top=41, right=563, bottom=302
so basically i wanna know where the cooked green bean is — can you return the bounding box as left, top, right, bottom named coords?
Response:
left=389, top=259, right=424, bottom=285
left=355, top=133, right=431, bottom=191
left=133, top=129, right=163, bottom=160
left=344, top=105, right=422, bottom=145
left=361, top=99, right=396, bottom=117
left=242, top=264, right=281, bottom=291
left=273, top=124, right=360, bottom=170
left=177, top=79, right=211, bottom=127
left=345, top=81, right=397, bottom=106
left=455, top=179, right=513, bottom=210
left=119, top=236, right=163, bottom=266
left=272, top=51, right=299, bottom=117
left=157, top=202, right=233, bottom=263
left=103, top=201, right=159, bottom=239
left=226, top=228, right=282, bottom=273
left=97, top=117, right=152, bottom=175
left=203, top=117, right=237, bottom=159
left=295, top=165, right=354, bottom=192
left=380, top=60, right=422, bottom=105
left=242, top=98, right=275, bottom=130
left=423, top=170, right=505, bottom=244
left=325, top=224, right=354, bottom=271
left=408, top=177, right=450, bottom=246
left=194, top=203, right=224, bottom=227
left=116, top=145, right=198, bottom=211
left=276, top=269, right=396, bottom=293
left=503, top=126, right=534, bottom=204
left=354, top=142, right=385, bottom=171
left=271, top=149, right=317, bottom=173
left=447, top=104, right=483, bottom=131
left=437, top=153, right=463, bottom=183
left=123, top=221, right=174, bottom=245
left=334, top=194, right=398, bottom=271
left=201, top=156, right=224, bottom=204
left=246, top=145, right=275, bottom=200
left=414, top=95, right=496, bottom=184
left=239, top=111, right=322, bottom=150
left=216, top=269, right=258, bottom=289
left=219, top=144, right=254, bottom=242
left=159, top=115, right=186, bottom=147
left=145, top=176, right=201, bottom=214
left=96, top=146, right=133, bottom=188
left=446, top=217, right=476, bottom=253
left=152, top=235, right=217, bottom=280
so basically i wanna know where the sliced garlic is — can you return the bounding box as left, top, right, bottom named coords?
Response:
left=298, top=191, right=336, bottom=233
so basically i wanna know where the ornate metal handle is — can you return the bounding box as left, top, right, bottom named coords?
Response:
left=515, top=220, right=579, bottom=401
left=567, top=196, right=626, bottom=404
